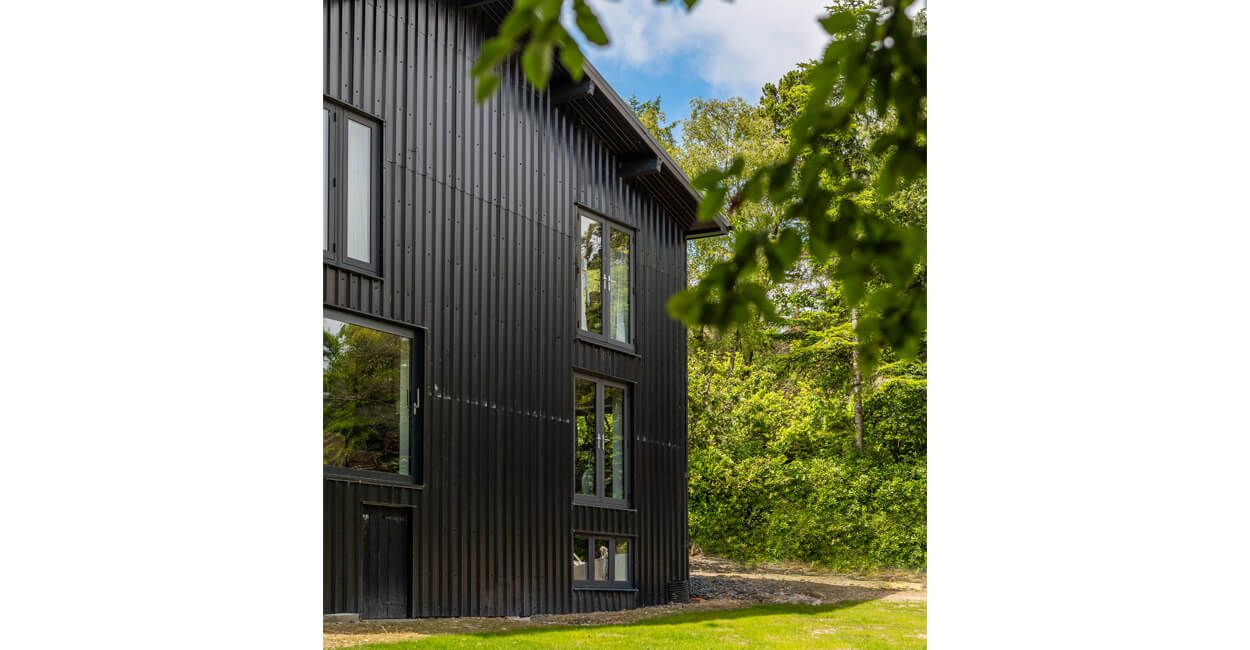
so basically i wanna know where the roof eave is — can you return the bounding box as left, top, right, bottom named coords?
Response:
left=461, top=0, right=719, bottom=234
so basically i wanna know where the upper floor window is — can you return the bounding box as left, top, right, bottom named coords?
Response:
left=323, top=309, right=418, bottom=481
left=574, top=376, right=629, bottom=507
left=325, top=102, right=381, bottom=274
left=578, top=212, right=632, bottom=346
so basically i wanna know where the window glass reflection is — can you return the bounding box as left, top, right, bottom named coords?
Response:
left=609, top=229, right=630, bottom=342
left=572, top=535, right=590, bottom=582
left=323, top=317, right=410, bottom=475
left=346, top=120, right=372, bottom=262
left=579, top=217, right=603, bottom=334
left=614, top=539, right=630, bottom=583
left=603, top=385, right=625, bottom=500
left=574, top=379, right=597, bottom=496
left=594, top=538, right=610, bottom=581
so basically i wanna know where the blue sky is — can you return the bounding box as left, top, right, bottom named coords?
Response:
left=570, top=1, right=832, bottom=138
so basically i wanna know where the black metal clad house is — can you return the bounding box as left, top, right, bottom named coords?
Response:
left=323, top=0, right=725, bottom=619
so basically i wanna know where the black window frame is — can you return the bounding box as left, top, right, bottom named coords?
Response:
left=575, top=208, right=636, bottom=353
left=573, top=374, right=631, bottom=509
left=324, top=100, right=383, bottom=277
left=323, top=307, right=423, bottom=486
left=571, top=533, right=636, bottom=590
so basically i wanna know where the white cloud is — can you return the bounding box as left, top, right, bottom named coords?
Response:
left=580, top=0, right=830, bottom=100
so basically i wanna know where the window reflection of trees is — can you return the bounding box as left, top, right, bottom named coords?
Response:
left=580, top=218, right=603, bottom=334
left=575, top=379, right=596, bottom=495
left=573, top=377, right=628, bottom=503
left=323, top=320, right=410, bottom=474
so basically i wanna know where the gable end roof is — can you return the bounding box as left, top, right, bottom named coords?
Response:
left=461, top=0, right=729, bottom=237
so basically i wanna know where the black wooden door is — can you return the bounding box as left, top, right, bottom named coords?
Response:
left=361, top=506, right=412, bottom=619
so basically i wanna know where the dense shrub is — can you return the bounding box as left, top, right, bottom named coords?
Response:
left=865, top=377, right=927, bottom=461
left=690, top=452, right=926, bottom=570
left=688, top=354, right=927, bottom=571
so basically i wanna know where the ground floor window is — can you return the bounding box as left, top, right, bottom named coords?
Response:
left=323, top=309, right=416, bottom=478
left=572, top=535, right=632, bottom=587
left=574, top=375, right=630, bottom=506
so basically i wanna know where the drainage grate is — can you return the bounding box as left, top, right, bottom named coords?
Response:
left=667, top=579, right=691, bottom=603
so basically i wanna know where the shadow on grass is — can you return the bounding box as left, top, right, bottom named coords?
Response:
left=594, top=600, right=867, bottom=625
left=689, top=573, right=912, bottom=606
left=431, top=600, right=878, bottom=642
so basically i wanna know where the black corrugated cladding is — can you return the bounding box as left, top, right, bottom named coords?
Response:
left=324, top=0, right=704, bottom=617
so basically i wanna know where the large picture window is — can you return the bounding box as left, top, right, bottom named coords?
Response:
left=572, top=535, right=633, bottom=588
left=323, top=310, right=417, bottom=480
left=325, top=101, right=381, bottom=274
left=574, top=376, right=629, bottom=507
left=578, top=212, right=632, bottom=346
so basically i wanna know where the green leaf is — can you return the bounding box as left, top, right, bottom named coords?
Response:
left=471, top=37, right=514, bottom=77
left=767, top=161, right=794, bottom=195
left=809, top=232, right=830, bottom=263
left=521, top=38, right=555, bottom=89
left=692, top=168, right=723, bottom=190
left=738, top=172, right=766, bottom=203
left=498, top=7, right=535, bottom=39
left=474, top=74, right=500, bottom=104
left=819, top=12, right=858, bottom=35
left=876, top=153, right=898, bottom=195
left=697, top=187, right=726, bottom=223
left=574, top=0, right=610, bottom=46
left=666, top=289, right=701, bottom=323
left=775, top=228, right=802, bottom=268
left=870, top=133, right=901, bottom=155
left=559, top=42, right=586, bottom=80
left=536, top=0, right=563, bottom=20
left=739, top=283, right=777, bottom=321
left=895, top=144, right=925, bottom=184
left=732, top=231, right=761, bottom=258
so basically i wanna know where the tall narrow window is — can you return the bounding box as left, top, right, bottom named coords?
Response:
left=324, top=108, right=331, bottom=252
left=346, top=119, right=372, bottom=263
left=573, top=375, right=629, bottom=507
left=323, top=310, right=417, bottom=479
left=324, top=101, right=381, bottom=274
left=577, top=211, right=632, bottom=346
left=609, top=229, right=631, bottom=343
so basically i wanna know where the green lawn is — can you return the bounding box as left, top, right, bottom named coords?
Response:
left=346, top=600, right=926, bottom=649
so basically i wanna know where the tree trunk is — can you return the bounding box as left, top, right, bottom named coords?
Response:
left=851, top=307, right=864, bottom=455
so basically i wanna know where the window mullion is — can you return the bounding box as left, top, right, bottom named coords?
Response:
left=586, top=537, right=594, bottom=583
left=629, top=227, right=635, bottom=345
left=607, top=539, right=616, bottom=582
left=601, top=222, right=611, bottom=340
left=624, top=392, right=630, bottom=503
left=327, top=107, right=337, bottom=258
left=600, top=380, right=610, bottom=497
left=371, top=120, right=381, bottom=268
left=336, top=108, right=348, bottom=261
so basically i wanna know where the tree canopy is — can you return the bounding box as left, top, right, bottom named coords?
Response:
left=636, top=61, right=926, bottom=569
left=472, top=0, right=926, bottom=365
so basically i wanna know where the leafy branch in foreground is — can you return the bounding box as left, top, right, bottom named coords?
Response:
left=674, top=0, right=926, bottom=364
left=471, top=0, right=599, bottom=101
left=472, top=0, right=926, bottom=364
